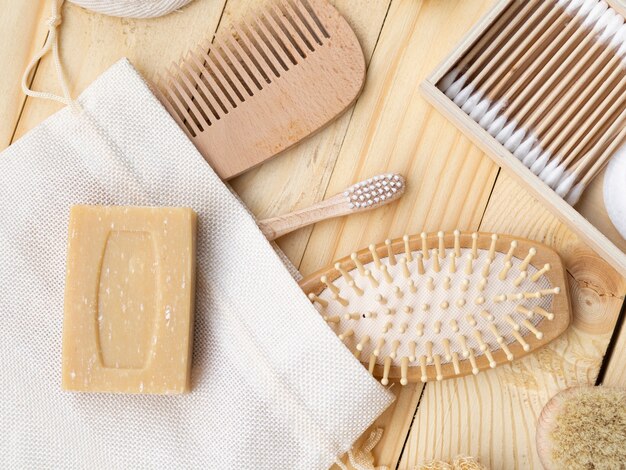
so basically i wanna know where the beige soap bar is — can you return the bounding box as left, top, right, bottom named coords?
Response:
left=62, top=205, right=197, bottom=394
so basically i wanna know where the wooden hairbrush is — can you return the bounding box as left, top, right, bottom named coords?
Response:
left=154, top=0, right=365, bottom=180
left=300, top=231, right=571, bottom=385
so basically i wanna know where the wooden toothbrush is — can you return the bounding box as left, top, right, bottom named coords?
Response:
left=257, top=173, right=405, bottom=240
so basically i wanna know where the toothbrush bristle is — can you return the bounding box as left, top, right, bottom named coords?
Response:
left=345, top=174, right=405, bottom=210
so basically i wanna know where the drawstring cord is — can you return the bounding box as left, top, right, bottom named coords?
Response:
left=335, top=428, right=389, bottom=470
left=21, top=0, right=82, bottom=113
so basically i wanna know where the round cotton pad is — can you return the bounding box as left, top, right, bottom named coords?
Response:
left=603, top=143, right=626, bottom=239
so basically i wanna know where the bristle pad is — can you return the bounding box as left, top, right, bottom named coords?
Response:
left=311, top=233, right=559, bottom=376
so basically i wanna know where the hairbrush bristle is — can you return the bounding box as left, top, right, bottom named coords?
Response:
left=301, top=231, right=571, bottom=384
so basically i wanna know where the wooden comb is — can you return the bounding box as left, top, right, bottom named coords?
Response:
left=154, top=0, right=365, bottom=180
left=299, top=231, right=571, bottom=385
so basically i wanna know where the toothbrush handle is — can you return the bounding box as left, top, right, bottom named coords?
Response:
left=258, top=194, right=349, bottom=241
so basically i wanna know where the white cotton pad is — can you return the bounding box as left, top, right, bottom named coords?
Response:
left=603, top=143, right=626, bottom=239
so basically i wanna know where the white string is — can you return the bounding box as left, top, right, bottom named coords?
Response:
left=21, top=0, right=82, bottom=113
left=335, top=428, right=389, bottom=470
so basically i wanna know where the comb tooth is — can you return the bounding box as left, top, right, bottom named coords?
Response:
left=208, top=43, right=248, bottom=102
left=482, top=258, right=492, bottom=278
left=454, top=230, right=461, bottom=257
left=432, top=249, right=441, bottom=272
left=351, top=253, right=366, bottom=275
left=399, top=322, right=408, bottom=334
left=399, top=357, right=409, bottom=385
left=522, top=319, right=544, bottom=339
left=531, top=263, right=551, bottom=282
left=533, top=306, right=555, bottom=320
left=214, top=37, right=257, bottom=96
left=231, top=23, right=274, bottom=82
left=540, top=287, right=560, bottom=297
left=269, top=3, right=307, bottom=59
left=449, top=252, right=457, bottom=273
left=419, top=356, right=428, bottom=383
left=416, top=322, right=424, bottom=337
left=343, top=312, right=360, bottom=321
left=408, top=341, right=417, bottom=361
left=426, top=277, right=435, bottom=291
left=403, top=306, right=413, bottom=314
left=369, top=244, right=382, bottom=269
left=252, top=15, right=290, bottom=71
left=180, top=59, right=224, bottom=121
left=408, top=279, right=417, bottom=293
left=381, top=356, right=392, bottom=385
left=433, top=320, right=442, bottom=334
left=193, top=45, right=239, bottom=108
left=488, top=323, right=503, bottom=343
left=364, top=311, right=377, bottom=319
left=385, top=239, right=396, bottom=265
left=290, top=0, right=324, bottom=44
left=468, top=348, right=479, bottom=375
left=466, top=314, right=477, bottom=327
left=308, top=293, right=327, bottom=307
left=460, top=279, right=470, bottom=292
left=443, top=277, right=451, bottom=290
left=241, top=19, right=283, bottom=77
left=261, top=7, right=298, bottom=65
left=272, top=1, right=310, bottom=59
left=163, top=69, right=203, bottom=136
left=441, top=300, right=450, bottom=310
left=393, top=286, right=403, bottom=299
left=173, top=61, right=215, bottom=126
left=187, top=48, right=231, bottom=113
left=353, top=346, right=361, bottom=360
left=450, top=319, right=459, bottom=333
left=438, top=231, right=445, bottom=258
left=519, top=248, right=537, bottom=271
left=480, top=310, right=494, bottom=321
left=452, top=352, right=461, bottom=374
left=296, top=0, right=329, bottom=39
left=420, top=233, right=430, bottom=259
left=400, top=258, right=411, bottom=278
left=224, top=33, right=264, bottom=90
left=382, top=321, right=392, bottom=334
left=368, top=354, right=376, bottom=374
left=280, top=0, right=315, bottom=51
left=403, top=235, right=413, bottom=262
left=322, top=315, right=340, bottom=324
left=374, top=294, right=387, bottom=305
left=511, top=330, right=531, bottom=351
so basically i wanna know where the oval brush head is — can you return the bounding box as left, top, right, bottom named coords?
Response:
left=300, top=231, right=571, bottom=385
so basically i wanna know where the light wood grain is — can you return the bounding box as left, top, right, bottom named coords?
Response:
left=0, top=1, right=49, bottom=149
left=400, top=172, right=626, bottom=469
left=2, top=1, right=625, bottom=469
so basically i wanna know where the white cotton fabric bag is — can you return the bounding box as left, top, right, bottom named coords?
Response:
left=0, top=58, right=393, bottom=469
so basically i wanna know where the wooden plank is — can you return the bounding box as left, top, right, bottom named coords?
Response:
left=0, top=0, right=49, bottom=150
left=12, top=0, right=229, bottom=142
left=298, top=0, right=498, bottom=467
left=400, top=171, right=626, bottom=469
left=230, top=0, right=394, bottom=264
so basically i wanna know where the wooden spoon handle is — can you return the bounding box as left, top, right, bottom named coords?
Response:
left=258, top=173, right=405, bottom=241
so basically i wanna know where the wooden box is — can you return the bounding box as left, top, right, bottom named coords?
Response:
left=420, top=0, right=626, bottom=278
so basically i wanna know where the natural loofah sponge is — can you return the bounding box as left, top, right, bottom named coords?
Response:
left=416, top=455, right=488, bottom=470
left=537, top=386, right=626, bottom=469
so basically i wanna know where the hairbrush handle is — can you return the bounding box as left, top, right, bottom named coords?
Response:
left=258, top=174, right=405, bottom=241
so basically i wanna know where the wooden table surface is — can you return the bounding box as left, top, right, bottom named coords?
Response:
left=2, top=1, right=625, bottom=468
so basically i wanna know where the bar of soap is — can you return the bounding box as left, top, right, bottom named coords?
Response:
left=62, top=205, right=197, bottom=394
